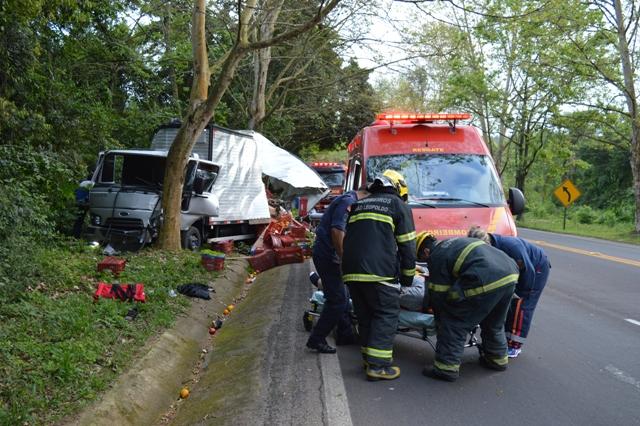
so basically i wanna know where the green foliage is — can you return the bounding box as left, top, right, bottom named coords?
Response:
left=574, top=205, right=597, bottom=224
left=0, top=244, right=217, bottom=424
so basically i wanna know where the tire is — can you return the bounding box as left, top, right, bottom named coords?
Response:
left=181, top=226, right=202, bottom=251
left=303, top=311, right=313, bottom=332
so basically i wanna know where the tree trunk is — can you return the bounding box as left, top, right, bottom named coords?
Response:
left=161, top=3, right=181, bottom=115
left=613, top=0, right=640, bottom=233
left=158, top=0, right=234, bottom=251
left=248, top=0, right=284, bottom=130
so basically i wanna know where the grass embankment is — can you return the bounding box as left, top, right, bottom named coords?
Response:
left=517, top=215, right=640, bottom=245
left=0, top=241, right=222, bottom=425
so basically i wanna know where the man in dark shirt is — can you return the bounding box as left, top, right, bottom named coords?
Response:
left=306, top=188, right=369, bottom=354
left=468, top=226, right=551, bottom=358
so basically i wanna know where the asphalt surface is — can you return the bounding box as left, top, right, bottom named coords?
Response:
left=336, top=228, right=640, bottom=426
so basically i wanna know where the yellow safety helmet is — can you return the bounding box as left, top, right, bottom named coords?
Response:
left=416, top=230, right=435, bottom=257
left=382, top=169, right=409, bottom=199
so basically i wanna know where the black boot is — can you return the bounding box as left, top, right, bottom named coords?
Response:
left=306, top=340, right=336, bottom=354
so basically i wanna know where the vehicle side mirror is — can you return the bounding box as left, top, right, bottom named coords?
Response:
left=508, top=187, right=525, bottom=215
left=194, top=177, right=205, bottom=195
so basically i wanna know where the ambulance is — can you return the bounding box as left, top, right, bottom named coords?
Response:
left=345, top=113, right=525, bottom=239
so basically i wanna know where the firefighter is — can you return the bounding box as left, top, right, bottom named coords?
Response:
left=467, top=226, right=551, bottom=358
left=416, top=231, right=519, bottom=382
left=342, top=170, right=416, bottom=381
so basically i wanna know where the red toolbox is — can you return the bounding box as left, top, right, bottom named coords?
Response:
left=249, top=249, right=277, bottom=272
left=274, top=246, right=304, bottom=266
left=97, top=257, right=126, bottom=276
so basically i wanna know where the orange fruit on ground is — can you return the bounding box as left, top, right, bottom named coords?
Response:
left=180, top=388, right=190, bottom=399
left=223, top=309, right=230, bottom=315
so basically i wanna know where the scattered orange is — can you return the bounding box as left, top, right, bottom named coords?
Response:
left=223, top=309, right=230, bottom=315
left=180, top=388, right=190, bottom=399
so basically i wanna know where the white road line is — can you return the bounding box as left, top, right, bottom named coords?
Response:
left=605, top=365, right=640, bottom=392
left=625, top=318, right=640, bottom=326
left=322, top=336, right=354, bottom=426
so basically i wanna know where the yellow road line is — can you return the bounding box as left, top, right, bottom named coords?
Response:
left=531, top=240, right=640, bottom=268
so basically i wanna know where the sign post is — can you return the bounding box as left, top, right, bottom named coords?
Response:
left=553, top=179, right=582, bottom=229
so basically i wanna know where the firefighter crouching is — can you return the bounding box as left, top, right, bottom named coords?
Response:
left=416, top=232, right=519, bottom=382
left=342, top=170, right=416, bottom=381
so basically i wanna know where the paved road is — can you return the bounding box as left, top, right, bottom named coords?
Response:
left=336, top=228, right=640, bottom=426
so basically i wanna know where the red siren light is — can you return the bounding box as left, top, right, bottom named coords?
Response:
left=376, top=112, right=472, bottom=122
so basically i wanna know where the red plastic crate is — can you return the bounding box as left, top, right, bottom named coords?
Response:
left=289, top=226, right=307, bottom=238
left=274, top=247, right=304, bottom=266
left=211, top=240, right=234, bottom=254
left=97, top=257, right=126, bottom=276
left=249, top=249, right=277, bottom=272
left=201, top=257, right=225, bottom=271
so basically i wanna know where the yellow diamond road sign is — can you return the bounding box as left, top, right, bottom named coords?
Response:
left=554, top=179, right=581, bottom=207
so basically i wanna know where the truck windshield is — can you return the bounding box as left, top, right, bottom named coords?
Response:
left=100, top=154, right=165, bottom=187
left=367, top=154, right=505, bottom=207
left=318, top=171, right=345, bottom=187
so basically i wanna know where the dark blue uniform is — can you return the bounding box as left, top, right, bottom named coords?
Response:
left=489, top=234, right=550, bottom=347
left=308, top=191, right=358, bottom=347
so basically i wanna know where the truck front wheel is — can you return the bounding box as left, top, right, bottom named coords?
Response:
left=181, top=226, right=202, bottom=251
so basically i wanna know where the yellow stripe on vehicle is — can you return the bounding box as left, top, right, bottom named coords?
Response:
left=453, top=241, right=484, bottom=277
left=343, top=273, right=395, bottom=283
left=348, top=212, right=395, bottom=230
left=396, top=231, right=416, bottom=243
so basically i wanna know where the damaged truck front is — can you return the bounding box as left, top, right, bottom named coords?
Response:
left=86, top=150, right=220, bottom=249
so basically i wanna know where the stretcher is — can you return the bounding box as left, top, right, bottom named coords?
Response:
left=302, top=289, right=480, bottom=352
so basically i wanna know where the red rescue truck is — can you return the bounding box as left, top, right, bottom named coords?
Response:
left=345, top=113, right=525, bottom=239
left=309, top=161, right=347, bottom=214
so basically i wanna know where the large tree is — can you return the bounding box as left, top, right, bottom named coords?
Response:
left=158, top=0, right=342, bottom=250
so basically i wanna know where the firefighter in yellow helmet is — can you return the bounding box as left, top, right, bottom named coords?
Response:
left=342, top=169, right=416, bottom=381
left=415, top=230, right=519, bottom=382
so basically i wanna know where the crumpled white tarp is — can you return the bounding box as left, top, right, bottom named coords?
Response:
left=250, top=132, right=330, bottom=208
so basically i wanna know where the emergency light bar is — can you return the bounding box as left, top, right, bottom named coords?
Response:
left=376, top=113, right=472, bottom=122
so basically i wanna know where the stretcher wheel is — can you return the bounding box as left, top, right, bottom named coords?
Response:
left=303, top=311, right=314, bottom=332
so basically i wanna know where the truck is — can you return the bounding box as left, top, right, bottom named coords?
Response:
left=308, top=161, right=347, bottom=214
left=344, top=112, right=525, bottom=239
left=87, top=150, right=221, bottom=250
left=87, top=123, right=328, bottom=250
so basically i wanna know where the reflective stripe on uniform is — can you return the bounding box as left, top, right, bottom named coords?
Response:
left=396, top=231, right=416, bottom=243
left=348, top=212, right=395, bottom=231
left=343, top=273, right=395, bottom=283
left=434, top=359, right=460, bottom=372
left=428, top=282, right=450, bottom=293
left=453, top=240, right=484, bottom=277
left=487, top=355, right=509, bottom=366
left=463, top=274, right=518, bottom=297
left=366, top=347, right=393, bottom=360
left=401, top=268, right=416, bottom=277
